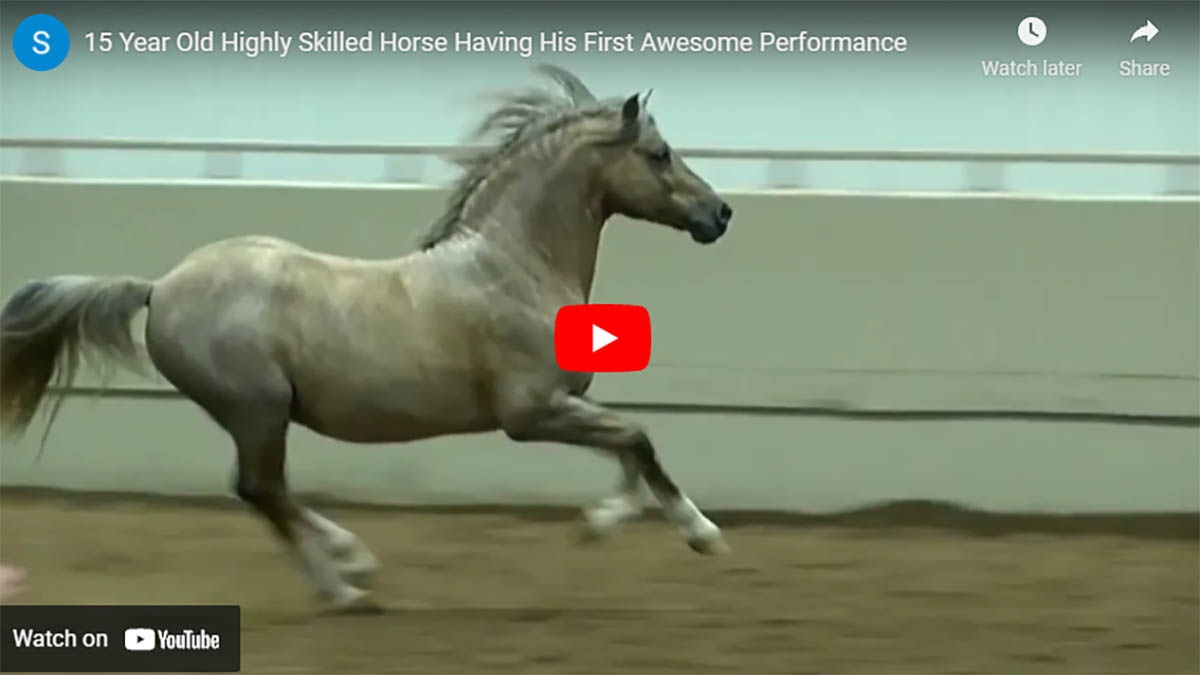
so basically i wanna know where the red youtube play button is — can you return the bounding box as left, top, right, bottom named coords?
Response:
left=554, top=304, right=651, bottom=372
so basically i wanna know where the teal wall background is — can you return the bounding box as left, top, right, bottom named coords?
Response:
left=2, top=1, right=1198, bottom=192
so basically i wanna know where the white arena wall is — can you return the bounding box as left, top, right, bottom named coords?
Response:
left=1, top=177, right=1197, bottom=514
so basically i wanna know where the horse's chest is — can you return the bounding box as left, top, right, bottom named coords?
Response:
left=565, top=371, right=595, bottom=396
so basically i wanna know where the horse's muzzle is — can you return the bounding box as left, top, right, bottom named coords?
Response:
left=687, top=200, right=733, bottom=244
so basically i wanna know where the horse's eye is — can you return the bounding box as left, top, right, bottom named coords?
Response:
left=646, top=146, right=671, bottom=166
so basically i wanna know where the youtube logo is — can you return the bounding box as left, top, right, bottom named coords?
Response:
left=554, top=304, right=651, bottom=372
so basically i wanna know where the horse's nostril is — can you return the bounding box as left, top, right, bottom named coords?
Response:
left=718, top=202, right=733, bottom=223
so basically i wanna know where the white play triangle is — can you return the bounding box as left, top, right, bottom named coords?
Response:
left=592, top=324, right=617, bottom=352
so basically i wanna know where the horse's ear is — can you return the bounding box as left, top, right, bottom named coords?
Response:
left=621, top=94, right=640, bottom=123
left=603, top=93, right=643, bottom=145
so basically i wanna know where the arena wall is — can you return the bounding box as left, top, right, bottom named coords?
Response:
left=1, top=178, right=1197, bottom=513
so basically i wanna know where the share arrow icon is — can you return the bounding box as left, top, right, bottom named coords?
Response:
left=1130, top=19, right=1159, bottom=43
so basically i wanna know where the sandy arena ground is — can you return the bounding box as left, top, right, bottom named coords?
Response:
left=0, top=491, right=1196, bottom=674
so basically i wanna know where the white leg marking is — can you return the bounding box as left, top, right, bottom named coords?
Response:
left=582, top=456, right=645, bottom=538
left=303, top=510, right=379, bottom=584
left=292, top=529, right=372, bottom=609
left=663, top=495, right=729, bottom=555
left=583, top=493, right=644, bottom=536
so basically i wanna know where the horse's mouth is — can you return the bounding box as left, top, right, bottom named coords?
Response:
left=683, top=203, right=731, bottom=244
left=686, top=218, right=727, bottom=244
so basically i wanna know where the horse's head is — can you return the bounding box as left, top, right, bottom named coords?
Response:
left=597, top=94, right=732, bottom=245
left=418, top=66, right=734, bottom=252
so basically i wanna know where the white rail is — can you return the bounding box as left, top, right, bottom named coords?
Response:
left=3, top=137, right=1198, bottom=164
left=2, top=136, right=1198, bottom=194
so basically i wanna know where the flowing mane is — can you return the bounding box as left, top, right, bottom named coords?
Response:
left=417, top=65, right=626, bottom=251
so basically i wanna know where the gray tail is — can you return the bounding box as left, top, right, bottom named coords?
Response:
left=0, top=275, right=154, bottom=451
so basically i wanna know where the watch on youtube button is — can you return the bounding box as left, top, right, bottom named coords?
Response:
left=554, top=304, right=651, bottom=372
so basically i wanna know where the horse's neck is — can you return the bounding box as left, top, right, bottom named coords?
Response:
left=475, top=164, right=606, bottom=298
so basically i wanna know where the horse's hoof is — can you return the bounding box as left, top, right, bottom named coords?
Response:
left=576, top=521, right=611, bottom=545
left=323, top=587, right=383, bottom=615
left=341, top=570, right=377, bottom=589
left=687, top=534, right=731, bottom=556
left=337, top=562, right=380, bottom=589
left=580, top=500, right=639, bottom=542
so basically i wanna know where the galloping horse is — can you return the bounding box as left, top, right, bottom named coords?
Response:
left=0, top=66, right=734, bottom=611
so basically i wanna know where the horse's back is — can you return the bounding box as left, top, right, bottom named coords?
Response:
left=175, top=235, right=341, bottom=268
left=160, top=235, right=393, bottom=292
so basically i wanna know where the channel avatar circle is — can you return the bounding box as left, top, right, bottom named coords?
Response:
left=13, top=14, right=70, bottom=71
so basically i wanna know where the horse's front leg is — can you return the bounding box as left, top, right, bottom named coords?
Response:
left=501, top=391, right=728, bottom=554
left=580, top=451, right=645, bottom=540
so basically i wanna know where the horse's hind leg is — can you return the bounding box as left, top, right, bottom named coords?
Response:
left=145, top=282, right=378, bottom=610
left=224, top=465, right=378, bottom=587
left=228, top=411, right=376, bottom=611
left=149, top=335, right=374, bottom=610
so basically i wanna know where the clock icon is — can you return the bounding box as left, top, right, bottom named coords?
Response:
left=1017, top=16, right=1047, bottom=46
